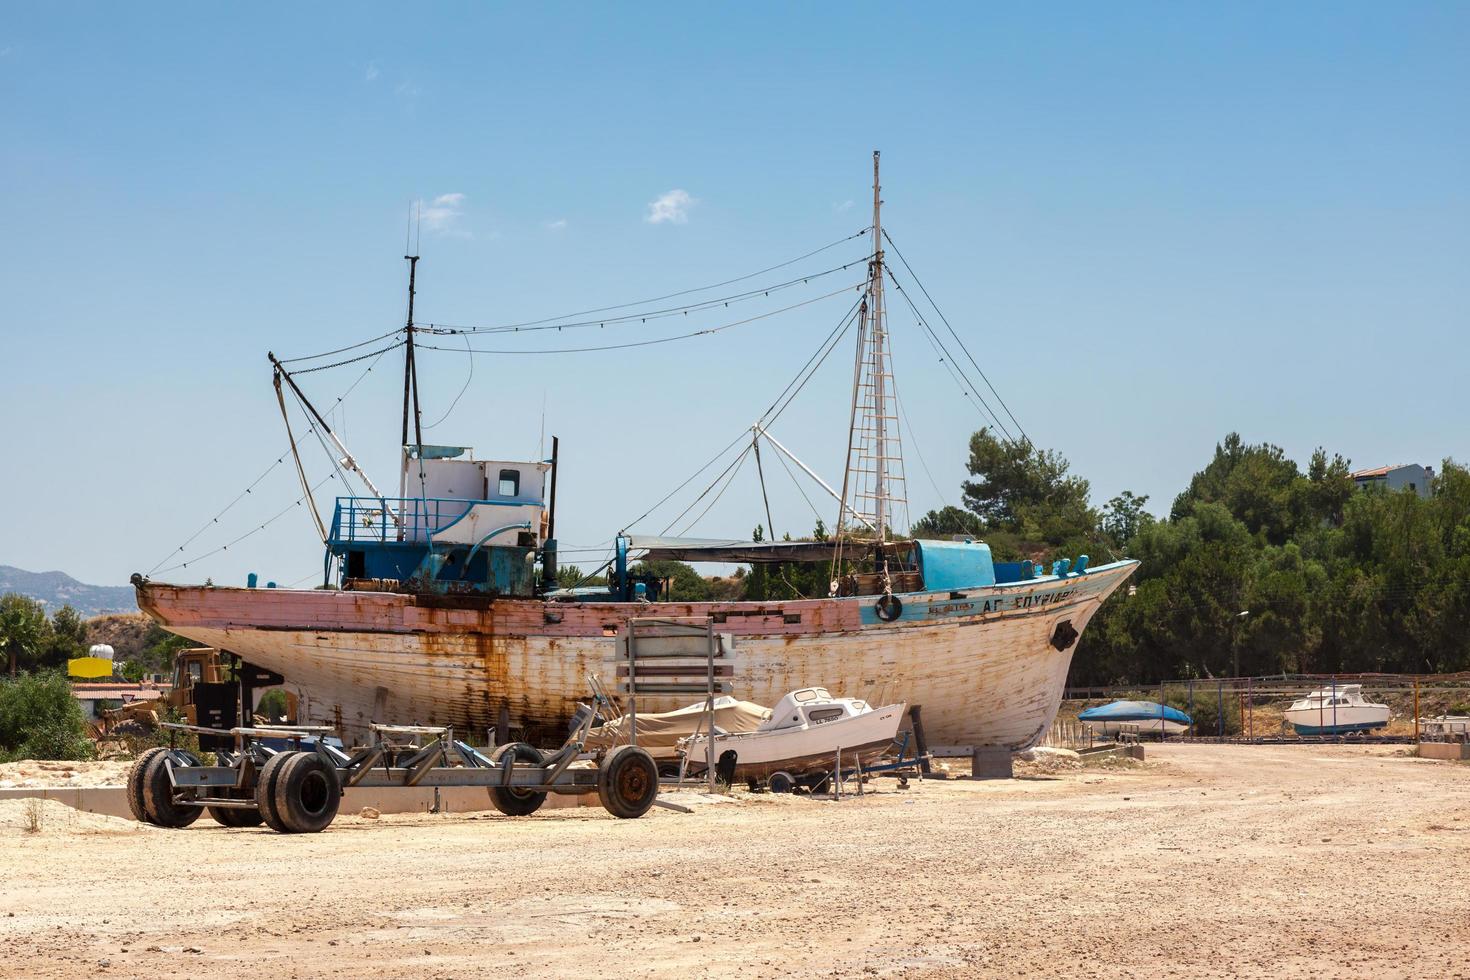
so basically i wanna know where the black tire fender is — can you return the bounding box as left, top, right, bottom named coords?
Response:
left=875, top=593, right=903, bottom=622
left=127, top=747, right=169, bottom=824
left=273, top=752, right=342, bottom=834
left=487, top=742, right=548, bottom=816
left=140, top=751, right=202, bottom=829
left=254, top=751, right=295, bottom=833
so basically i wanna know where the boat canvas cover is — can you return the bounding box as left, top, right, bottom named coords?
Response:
left=585, top=697, right=772, bottom=757
left=624, top=535, right=847, bottom=564
left=1077, top=700, right=1192, bottom=725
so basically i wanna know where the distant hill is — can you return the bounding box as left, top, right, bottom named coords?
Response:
left=0, top=565, right=137, bottom=617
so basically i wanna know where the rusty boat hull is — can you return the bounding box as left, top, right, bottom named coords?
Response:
left=135, top=559, right=1137, bottom=749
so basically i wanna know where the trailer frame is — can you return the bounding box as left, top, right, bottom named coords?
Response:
left=130, top=692, right=661, bottom=832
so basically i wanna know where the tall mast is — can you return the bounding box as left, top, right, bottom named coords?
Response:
left=838, top=151, right=908, bottom=546
left=869, top=151, right=889, bottom=543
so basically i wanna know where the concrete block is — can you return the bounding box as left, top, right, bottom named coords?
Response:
left=1122, top=744, right=1146, bottom=761
left=970, top=746, right=1013, bottom=780
left=1418, top=742, right=1470, bottom=761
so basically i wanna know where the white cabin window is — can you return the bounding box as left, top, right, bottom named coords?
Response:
left=807, top=707, right=844, bottom=724
left=498, top=469, right=520, bottom=497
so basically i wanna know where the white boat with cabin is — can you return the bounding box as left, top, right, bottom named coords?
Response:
left=1282, top=685, right=1390, bottom=736
left=678, top=687, right=905, bottom=785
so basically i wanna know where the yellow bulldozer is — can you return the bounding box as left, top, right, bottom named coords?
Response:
left=100, top=647, right=297, bottom=738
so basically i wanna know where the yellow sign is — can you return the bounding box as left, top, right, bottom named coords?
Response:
left=67, top=657, right=114, bottom=679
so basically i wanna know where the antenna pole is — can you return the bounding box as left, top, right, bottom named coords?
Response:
left=869, top=150, right=889, bottom=543
left=400, top=253, right=424, bottom=502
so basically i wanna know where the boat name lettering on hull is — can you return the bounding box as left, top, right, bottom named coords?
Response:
left=925, top=587, right=1079, bottom=619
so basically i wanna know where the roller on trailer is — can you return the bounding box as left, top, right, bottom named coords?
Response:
left=125, top=689, right=661, bottom=833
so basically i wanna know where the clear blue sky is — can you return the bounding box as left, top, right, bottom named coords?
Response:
left=2, top=3, right=1467, bottom=589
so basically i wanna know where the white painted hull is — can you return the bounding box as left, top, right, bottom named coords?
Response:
left=1282, top=704, right=1390, bottom=733
left=138, top=560, right=1138, bottom=751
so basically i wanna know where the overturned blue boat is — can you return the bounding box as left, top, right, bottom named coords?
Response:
left=1078, top=700, right=1191, bottom=737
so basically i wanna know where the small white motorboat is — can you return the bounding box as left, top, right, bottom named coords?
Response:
left=679, top=687, right=905, bottom=788
left=1283, top=685, right=1390, bottom=735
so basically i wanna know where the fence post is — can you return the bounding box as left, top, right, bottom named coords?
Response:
left=1413, top=676, right=1420, bottom=748
left=1217, top=680, right=1224, bottom=739
left=1188, top=679, right=1194, bottom=737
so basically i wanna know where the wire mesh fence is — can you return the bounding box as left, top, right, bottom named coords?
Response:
left=1060, top=673, right=1470, bottom=744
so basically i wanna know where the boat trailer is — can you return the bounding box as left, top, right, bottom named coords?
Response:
left=126, top=706, right=660, bottom=833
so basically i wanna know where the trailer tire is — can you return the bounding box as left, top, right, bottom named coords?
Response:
left=141, top=752, right=202, bottom=829
left=127, top=747, right=169, bottom=824
left=597, top=745, right=658, bottom=819
left=767, top=771, right=795, bottom=794
left=273, top=752, right=342, bottom=834
left=255, top=751, right=295, bottom=833
left=487, top=742, right=547, bottom=816
left=208, top=805, right=265, bottom=828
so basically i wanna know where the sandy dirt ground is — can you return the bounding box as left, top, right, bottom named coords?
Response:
left=0, top=760, right=132, bottom=789
left=2, top=744, right=1467, bottom=979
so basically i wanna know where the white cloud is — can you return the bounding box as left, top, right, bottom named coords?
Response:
left=395, top=80, right=421, bottom=99
left=416, top=193, right=469, bottom=237
left=545, top=218, right=568, bottom=231
left=834, top=199, right=854, bottom=213
left=645, top=189, right=695, bottom=225
left=364, top=62, right=380, bottom=82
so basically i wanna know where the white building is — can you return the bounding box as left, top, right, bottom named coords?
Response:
left=1352, top=463, right=1434, bottom=499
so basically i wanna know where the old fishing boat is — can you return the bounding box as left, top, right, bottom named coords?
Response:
left=133, top=154, right=1139, bottom=749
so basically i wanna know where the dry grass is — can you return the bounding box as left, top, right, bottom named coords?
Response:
left=22, top=799, right=43, bottom=834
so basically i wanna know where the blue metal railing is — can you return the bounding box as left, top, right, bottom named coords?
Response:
left=327, top=496, right=523, bottom=545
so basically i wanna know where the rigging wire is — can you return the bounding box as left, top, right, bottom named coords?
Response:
left=883, top=229, right=1032, bottom=447
left=673, top=443, right=755, bottom=537
left=416, top=282, right=863, bottom=356
left=420, top=257, right=868, bottom=337
left=621, top=292, right=863, bottom=537
left=421, top=227, right=871, bottom=335
left=620, top=431, right=752, bottom=535
left=145, top=344, right=394, bottom=576
left=288, top=339, right=406, bottom=375
left=152, top=472, right=338, bottom=575
left=277, top=328, right=406, bottom=366
left=770, top=441, right=823, bottom=525
left=662, top=442, right=756, bottom=536
left=887, top=265, right=1011, bottom=438
left=423, top=332, right=474, bottom=429
left=756, top=294, right=865, bottom=427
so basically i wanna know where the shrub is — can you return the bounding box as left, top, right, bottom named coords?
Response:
left=0, top=671, right=94, bottom=762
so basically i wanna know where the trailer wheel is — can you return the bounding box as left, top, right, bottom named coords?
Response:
left=140, top=752, right=202, bottom=829
left=487, top=742, right=547, bottom=816
left=597, top=745, right=658, bottom=819
left=127, top=747, right=169, bottom=824
left=255, top=751, right=295, bottom=833
left=767, top=771, right=795, bottom=794
left=208, top=805, right=265, bottom=828
left=273, top=752, right=342, bottom=834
